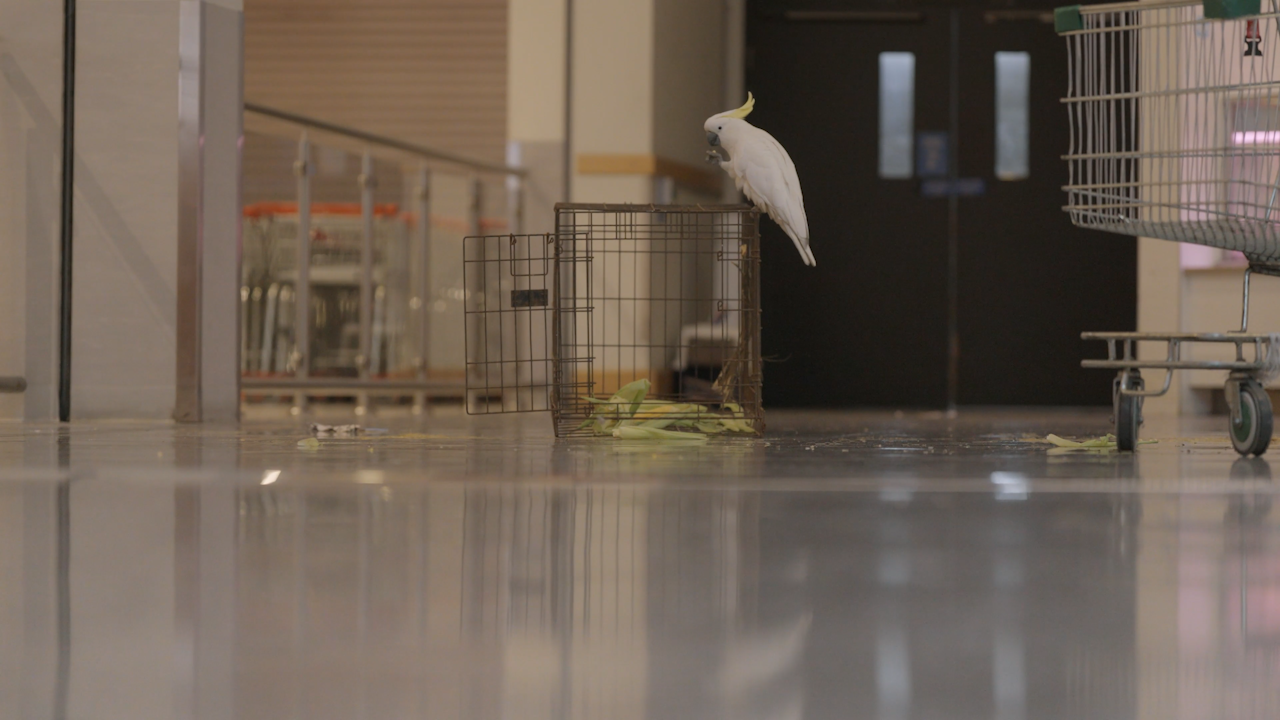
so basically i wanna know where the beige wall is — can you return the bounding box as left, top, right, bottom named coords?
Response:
left=1133, top=5, right=1185, bottom=416
left=532, top=0, right=731, bottom=373
left=567, top=0, right=726, bottom=204
left=652, top=0, right=726, bottom=170
left=0, top=0, right=63, bottom=421
left=245, top=0, right=508, bottom=164
left=509, top=0, right=732, bottom=209
left=1, top=0, right=244, bottom=420
left=569, top=0, right=655, bottom=202
left=72, top=0, right=183, bottom=418
left=507, top=0, right=567, bottom=235
left=1136, top=238, right=1183, bottom=415
left=508, top=0, right=565, bottom=144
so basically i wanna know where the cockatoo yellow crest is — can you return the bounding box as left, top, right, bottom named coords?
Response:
left=713, top=92, right=755, bottom=120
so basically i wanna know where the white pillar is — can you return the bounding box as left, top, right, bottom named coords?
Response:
left=570, top=0, right=656, bottom=204
left=0, top=0, right=64, bottom=421
left=1137, top=237, right=1184, bottom=414
left=0, top=0, right=243, bottom=421
left=559, top=0, right=732, bottom=206
left=176, top=0, right=245, bottom=422
left=508, top=0, right=567, bottom=234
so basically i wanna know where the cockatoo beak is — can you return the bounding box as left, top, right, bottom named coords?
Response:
left=707, top=131, right=720, bottom=147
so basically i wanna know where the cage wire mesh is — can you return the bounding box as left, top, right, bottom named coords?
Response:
left=464, top=204, right=763, bottom=438
left=1063, top=0, right=1280, bottom=264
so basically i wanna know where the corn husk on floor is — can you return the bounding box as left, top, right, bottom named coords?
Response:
left=579, top=379, right=756, bottom=441
left=1045, top=433, right=1157, bottom=451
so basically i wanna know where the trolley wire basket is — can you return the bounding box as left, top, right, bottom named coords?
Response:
left=464, top=203, right=764, bottom=438
left=1061, top=0, right=1280, bottom=259
left=1058, top=0, right=1280, bottom=454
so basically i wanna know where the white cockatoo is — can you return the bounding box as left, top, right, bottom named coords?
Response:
left=704, top=93, right=815, bottom=266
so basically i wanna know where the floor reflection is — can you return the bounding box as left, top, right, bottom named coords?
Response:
left=4, top=409, right=1277, bottom=483
left=3, top=470, right=1280, bottom=719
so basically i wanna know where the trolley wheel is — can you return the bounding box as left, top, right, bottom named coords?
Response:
left=1114, top=371, right=1143, bottom=452
left=1229, top=378, right=1272, bottom=457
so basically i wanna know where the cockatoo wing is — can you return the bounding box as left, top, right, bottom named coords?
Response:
left=735, top=127, right=815, bottom=266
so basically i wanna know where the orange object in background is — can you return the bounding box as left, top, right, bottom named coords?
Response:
left=243, top=201, right=401, bottom=219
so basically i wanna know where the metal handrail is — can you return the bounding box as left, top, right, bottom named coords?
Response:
left=244, top=102, right=527, bottom=178
left=241, top=105, right=519, bottom=414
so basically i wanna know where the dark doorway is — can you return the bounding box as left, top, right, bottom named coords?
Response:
left=746, top=2, right=1137, bottom=408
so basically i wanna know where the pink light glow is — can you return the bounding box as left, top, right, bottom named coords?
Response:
left=1233, top=130, right=1280, bottom=144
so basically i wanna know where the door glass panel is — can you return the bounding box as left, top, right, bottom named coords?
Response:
left=995, top=51, right=1030, bottom=180
left=879, top=52, right=915, bottom=179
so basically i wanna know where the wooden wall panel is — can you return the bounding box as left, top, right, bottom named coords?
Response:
left=244, top=0, right=508, bottom=164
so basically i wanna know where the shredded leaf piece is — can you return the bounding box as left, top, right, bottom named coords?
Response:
left=612, top=426, right=709, bottom=442
left=1045, top=433, right=1157, bottom=449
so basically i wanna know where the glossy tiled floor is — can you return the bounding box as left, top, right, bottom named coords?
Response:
left=2, top=409, right=1280, bottom=718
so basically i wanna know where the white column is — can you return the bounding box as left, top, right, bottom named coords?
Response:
left=0, top=0, right=243, bottom=421
left=1136, top=1, right=1185, bottom=417
left=508, top=0, right=567, bottom=234
left=1137, top=238, right=1184, bottom=414
left=570, top=0, right=655, bottom=204
left=73, top=0, right=183, bottom=418
left=652, top=0, right=728, bottom=184
left=0, top=0, right=64, bottom=421
left=178, top=0, right=245, bottom=422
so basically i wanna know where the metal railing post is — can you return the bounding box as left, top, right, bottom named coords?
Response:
left=413, top=165, right=432, bottom=415
left=465, top=177, right=484, bottom=412
left=1240, top=267, right=1253, bottom=333
left=357, top=152, right=376, bottom=416
left=507, top=171, right=525, bottom=236
left=292, top=132, right=313, bottom=415
left=471, top=176, right=484, bottom=236
left=371, top=285, right=386, bottom=384
left=261, top=283, right=280, bottom=372
left=240, top=286, right=251, bottom=374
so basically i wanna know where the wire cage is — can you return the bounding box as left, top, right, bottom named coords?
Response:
left=464, top=203, right=763, bottom=438
left=1060, top=0, right=1280, bottom=263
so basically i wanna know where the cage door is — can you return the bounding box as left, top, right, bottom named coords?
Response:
left=464, top=233, right=557, bottom=413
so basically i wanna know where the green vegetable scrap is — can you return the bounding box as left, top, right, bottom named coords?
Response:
left=578, top=378, right=756, bottom=440
left=581, top=379, right=654, bottom=434
left=612, top=426, right=709, bottom=442
left=1045, top=433, right=1157, bottom=450
left=297, top=437, right=322, bottom=451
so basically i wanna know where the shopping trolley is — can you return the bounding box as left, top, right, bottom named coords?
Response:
left=1058, top=0, right=1280, bottom=454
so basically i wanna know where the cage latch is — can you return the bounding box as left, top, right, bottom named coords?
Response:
left=511, top=289, right=549, bottom=308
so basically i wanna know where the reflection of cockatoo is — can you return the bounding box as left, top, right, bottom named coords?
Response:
left=705, top=93, right=815, bottom=266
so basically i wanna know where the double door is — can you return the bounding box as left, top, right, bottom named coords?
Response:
left=747, top=3, right=1136, bottom=407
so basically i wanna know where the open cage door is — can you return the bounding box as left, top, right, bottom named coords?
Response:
left=463, top=233, right=560, bottom=415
